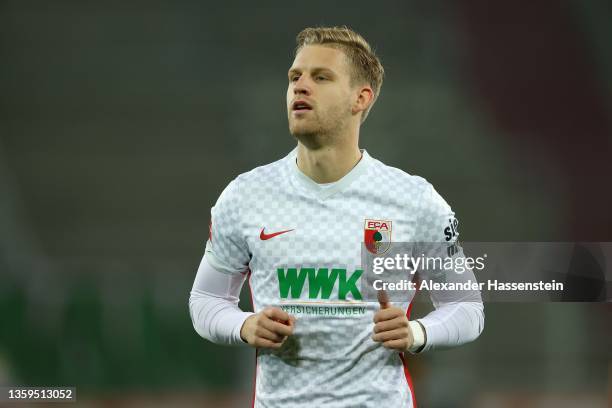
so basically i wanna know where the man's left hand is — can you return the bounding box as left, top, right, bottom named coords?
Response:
left=372, top=292, right=414, bottom=351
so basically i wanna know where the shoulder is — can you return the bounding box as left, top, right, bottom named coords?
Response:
left=215, top=151, right=292, bottom=204
left=235, top=153, right=290, bottom=186
left=368, top=154, right=451, bottom=213
left=368, top=154, right=432, bottom=196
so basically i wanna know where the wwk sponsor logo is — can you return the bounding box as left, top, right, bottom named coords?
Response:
left=277, top=268, right=363, bottom=300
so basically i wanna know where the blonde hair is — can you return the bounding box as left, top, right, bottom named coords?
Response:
left=295, top=26, right=385, bottom=123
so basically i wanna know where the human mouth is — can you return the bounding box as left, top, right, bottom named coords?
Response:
left=292, top=100, right=313, bottom=112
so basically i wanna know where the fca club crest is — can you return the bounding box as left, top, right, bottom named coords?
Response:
left=364, top=219, right=392, bottom=255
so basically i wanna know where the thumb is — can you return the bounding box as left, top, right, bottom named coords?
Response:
left=377, top=289, right=391, bottom=309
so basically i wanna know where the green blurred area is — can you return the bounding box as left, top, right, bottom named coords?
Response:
left=0, top=272, right=253, bottom=392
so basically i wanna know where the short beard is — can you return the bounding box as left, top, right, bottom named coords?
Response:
left=288, top=106, right=349, bottom=150
left=290, top=125, right=331, bottom=150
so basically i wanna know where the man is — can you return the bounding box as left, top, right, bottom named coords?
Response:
left=189, top=26, right=484, bottom=407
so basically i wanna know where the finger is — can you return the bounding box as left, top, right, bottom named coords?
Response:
left=373, top=307, right=404, bottom=323
left=254, top=337, right=285, bottom=349
left=377, top=289, right=391, bottom=309
left=372, top=327, right=410, bottom=343
left=383, top=338, right=411, bottom=351
left=262, top=317, right=294, bottom=336
left=264, top=307, right=291, bottom=324
left=255, top=326, right=287, bottom=343
left=373, top=316, right=409, bottom=333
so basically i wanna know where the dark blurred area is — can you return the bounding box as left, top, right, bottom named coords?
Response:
left=0, top=1, right=610, bottom=407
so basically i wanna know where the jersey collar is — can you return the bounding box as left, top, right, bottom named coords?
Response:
left=287, top=146, right=373, bottom=200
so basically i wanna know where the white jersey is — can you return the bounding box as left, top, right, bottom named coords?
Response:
left=205, top=147, right=462, bottom=408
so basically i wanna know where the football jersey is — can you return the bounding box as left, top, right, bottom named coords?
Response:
left=205, top=147, right=458, bottom=408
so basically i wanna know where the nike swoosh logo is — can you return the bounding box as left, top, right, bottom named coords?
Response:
left=260, top=228, right=294, bottom=240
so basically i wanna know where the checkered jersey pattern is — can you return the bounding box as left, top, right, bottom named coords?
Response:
left=204, top=147, right=457, bottom=408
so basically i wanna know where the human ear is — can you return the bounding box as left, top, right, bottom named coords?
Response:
left=352, top=86, right=374, bottom=115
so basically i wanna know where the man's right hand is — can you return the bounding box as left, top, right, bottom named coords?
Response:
left=240, top=307, right=296, bottom=349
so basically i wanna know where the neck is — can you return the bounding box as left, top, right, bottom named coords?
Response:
left=296, top=141, right=363, bottom=184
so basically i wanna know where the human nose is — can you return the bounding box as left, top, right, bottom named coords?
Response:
left=293, top=75, right=312, bottom=96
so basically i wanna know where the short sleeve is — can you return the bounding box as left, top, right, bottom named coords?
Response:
left=204, top=179, right=251, bottom=275
left=414, top=183, right=482, bottom=305
left=415, top=183, right=459, bottom=244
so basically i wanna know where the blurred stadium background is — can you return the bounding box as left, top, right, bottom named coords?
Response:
left=1, top=1, right=611, bottom=407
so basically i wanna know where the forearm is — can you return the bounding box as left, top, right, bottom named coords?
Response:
left=188, top=255, right=254, bottom=346
left=189, top=289, right=253, bottom=345
left=415, top=301, right=484, bottom=352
